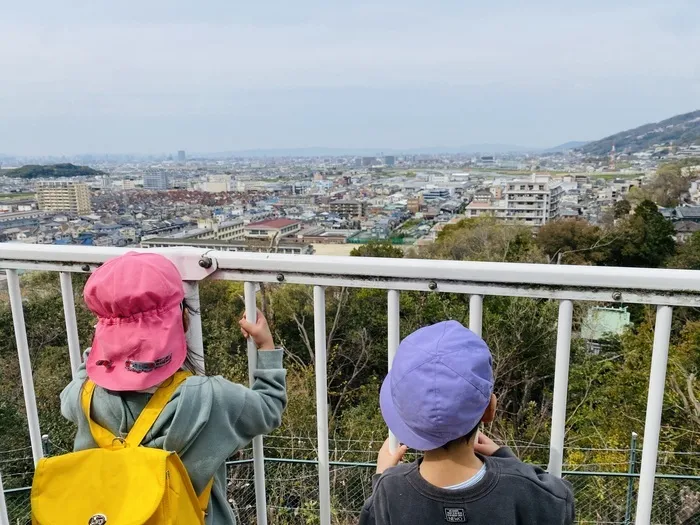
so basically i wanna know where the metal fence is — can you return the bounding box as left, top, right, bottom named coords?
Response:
left=5, top=458, right=699, bottom=525
left=3, top=245, right=700, bottom=525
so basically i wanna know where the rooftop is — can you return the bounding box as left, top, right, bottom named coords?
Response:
left=245, top=218, right=300, bottom=229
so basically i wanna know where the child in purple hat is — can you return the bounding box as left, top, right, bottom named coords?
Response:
left=360, top=320, right=574, bottom=524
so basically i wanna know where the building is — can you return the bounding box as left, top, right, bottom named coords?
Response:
left=36, top=181, right=91, bottom=214
left=141, top=237, right=313, bottom=255
left=504, top=175, right=563, bottom=226
left=465, top=200, right=506, bottom=219
left=362, top=157, right=376, bottom=167
left=384, top=156, right=395, bottom=167
left=244, top=218, right=301, bottom=240
left=407, top=196, right=423, bottom=214
left=143, top=172, right=169, bottom=190
left=423, top=188, right=450, bottom=201
left=329, top=200, right=367, bottom=218
left=177, top=150, right=186, bottom=162
left=581, top=306, right=631, bottom=354
left=202, top=175, right=231, bottom=193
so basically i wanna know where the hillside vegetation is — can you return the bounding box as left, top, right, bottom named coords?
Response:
left=2, top=163, right=103, bottom=179
left=581, top=110, right=700, bottom=155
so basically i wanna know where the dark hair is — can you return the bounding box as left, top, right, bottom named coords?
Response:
left=441, top=422, right=480, bottom=451
left=181, top=299, right=206, bottom=376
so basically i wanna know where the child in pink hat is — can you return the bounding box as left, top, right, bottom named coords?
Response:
left=60, top=252, right=287, bottom=524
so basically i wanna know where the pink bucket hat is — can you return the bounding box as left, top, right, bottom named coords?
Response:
left=84, top=252, right=187, bottom=392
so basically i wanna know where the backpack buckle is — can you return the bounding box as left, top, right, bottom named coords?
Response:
left=88, top=514, right=107, bottom=525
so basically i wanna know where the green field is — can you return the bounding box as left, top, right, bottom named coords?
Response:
left=0, top=192, right=35, bottom=200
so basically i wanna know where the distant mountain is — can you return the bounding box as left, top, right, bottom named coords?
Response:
left=544, top=141, right=589, bottom=153
left=3, top=163, right=104, bottom=179
left=580, top=110, right=700, bottom=156
left=198, top=144, right=534, bottom=158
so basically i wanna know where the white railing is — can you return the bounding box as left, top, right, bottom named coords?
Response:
left=2, top=244, right=700, bottom=525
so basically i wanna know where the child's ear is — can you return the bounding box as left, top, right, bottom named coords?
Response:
left=481, top=394, right=497, bottom=423
left=182, top=308, right=190, bottom=332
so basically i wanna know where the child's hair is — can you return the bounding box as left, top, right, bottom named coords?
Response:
left=441, top=423, right=480, bottom=451
left=180, top=299, right=206, bottom=376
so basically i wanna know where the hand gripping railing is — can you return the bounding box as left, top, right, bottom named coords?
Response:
left=3, top=244, right=700, bottom=525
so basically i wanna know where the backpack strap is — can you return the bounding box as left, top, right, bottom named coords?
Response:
left=124, top=371, right=192, bottom=447
left=81, top=371, right=192, bottom=449
left=199, top=478, right=214, bottom=514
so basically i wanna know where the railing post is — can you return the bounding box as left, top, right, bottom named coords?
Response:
left=469, top=295, right=483, bottom=337
left=625, top=431, right=638, bottom=525
left=314, top=286, right=331, bottom=525
left=243, top=282, right=267, bottom=525
left=548, top=299, right=573, bottom=477
left=387, top=290, right=400, bottom=453
left=6, top=269, right=44, bottom=465
left=0, top=472, right=10, bottom=525
left=183, top=282, right=205, bottom=374
left=59, top=272, right=82, bottom=378
left=635, top=305, right=673, bottom=525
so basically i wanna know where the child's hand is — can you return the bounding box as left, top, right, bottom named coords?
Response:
left=474, top=432, right=501, bottom=456
left=376, top=438, right=408, bottom=474
left=239, top=309, right=275, bottom=351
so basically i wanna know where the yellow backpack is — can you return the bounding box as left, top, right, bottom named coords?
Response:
left=31, top=371, right=213, bottom=525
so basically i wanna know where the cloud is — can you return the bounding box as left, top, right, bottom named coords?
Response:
left=0, top=0, right=698, bottom=154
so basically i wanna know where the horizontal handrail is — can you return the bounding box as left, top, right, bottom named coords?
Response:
left=2, top=244, right=700, bottom=305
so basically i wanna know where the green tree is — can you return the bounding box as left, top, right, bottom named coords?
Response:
left=605, top=200, right=676, bottom=267
left=536, top=219, right=608, bottom=265
left=613, top=199, right=631, bottom=219
left=667, top=231, right=700, bottom=270
left=350, top=241, right=403, bottom=258
left=423, top=217, right=543, bottom=262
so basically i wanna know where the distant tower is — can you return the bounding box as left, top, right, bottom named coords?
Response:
left=177, top=150, right=186, bottom=163
left=609, top=143, right=616, bottom=170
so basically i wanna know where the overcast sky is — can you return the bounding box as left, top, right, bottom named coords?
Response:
left=1, top=0, right=698, bottom=155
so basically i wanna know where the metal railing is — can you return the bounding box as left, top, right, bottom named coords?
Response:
left=3, top=243, right=700, bottom=525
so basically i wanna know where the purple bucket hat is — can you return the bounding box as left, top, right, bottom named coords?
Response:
left=380, top=321, right=494, bottom=451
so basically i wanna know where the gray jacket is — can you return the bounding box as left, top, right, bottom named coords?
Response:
left=360, top=447, right=575, bottom=525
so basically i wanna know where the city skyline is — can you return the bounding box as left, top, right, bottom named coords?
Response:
left=1, top=0, right=699, bottom=155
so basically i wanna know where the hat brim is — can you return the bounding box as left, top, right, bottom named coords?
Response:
left=380, top=373, right=445, bottom=451
left=86, top=305, right=187, bottom=392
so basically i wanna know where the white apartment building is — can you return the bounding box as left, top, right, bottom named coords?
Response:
left=504, top=175, right=563, bottom=226
left=36, top=181, right=91, bottom=214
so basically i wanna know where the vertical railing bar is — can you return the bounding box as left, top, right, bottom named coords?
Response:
left=387, top=290, right=400, bottom=453
left=0, top=472, right=9, bottom=525
left=469, top=295, right=483, bottom=337
left=6, top=269, right=44, bottom=465
left=182, top=281, right=205, bottom=374
left=635, top=305, right=673, bottom=525
left=244, top=282, right=268, bottom=525
left=313, top=286, right=331, bottom=525
left=59, top=272, right=82, bottom=378
left=548, top=299, right=573, bottom=477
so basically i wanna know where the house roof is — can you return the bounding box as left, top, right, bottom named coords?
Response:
left=245, top=218, right=300, bottom=229
left=674, top=221, right=700, bottom=233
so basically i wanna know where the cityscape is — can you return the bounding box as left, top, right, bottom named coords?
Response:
left=1, top=126, right=699, bottom=256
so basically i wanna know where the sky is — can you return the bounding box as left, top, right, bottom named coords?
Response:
left=0, top=0, right=699, bottom=156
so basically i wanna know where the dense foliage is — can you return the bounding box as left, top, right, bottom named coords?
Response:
left=1, top=204, right=699, bottom=523
left=2, top=163, right=103, bottom=179
left=580, top=110, right=700, bottom=155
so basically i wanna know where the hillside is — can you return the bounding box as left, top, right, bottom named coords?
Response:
left=2, top=163, right=103, bottom=179
left=581, top=110, right=700, bottom=155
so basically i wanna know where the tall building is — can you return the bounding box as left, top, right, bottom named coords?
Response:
left=329, top=200, right=368, bottom=218
left=143, top=172, right=169, bottom=190
left=177, top=150, right=186, bottom=162
left=384, top=155, right=396, bottom=167
left=36, top=181, right=91, bottom=214
left=362, top=156, right=376, bottom=167
left=504, top=175, right=563, bottom=226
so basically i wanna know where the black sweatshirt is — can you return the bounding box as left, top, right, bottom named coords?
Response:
left=360, top=448, right=575, bottom=525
